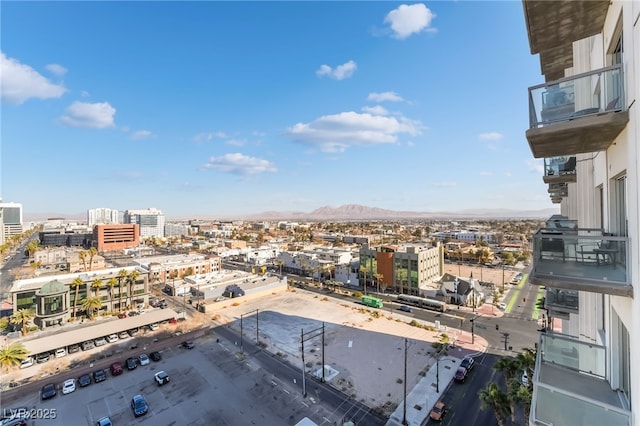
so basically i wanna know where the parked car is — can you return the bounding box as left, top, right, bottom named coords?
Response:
left=429, top=401, right=447, bottom=422
left=150, top=351, right=162, bottom=362
left=130, top=394, right=149, bottom=417
left=460, top=356, right=475, bottom=372
left=128, top=328, right=139, bottom=337
left=521, top=370, right=529, bottom=386
left=41, top=383, right=57, bottom=400
left=118, top=331, right=129, bottom=339
left=93, top=369, right=107, bottom=383
left=96, top=417, right=112, bottom=426
left=398, top=305, right=412, bottom=313
left=454, top=367, right=468, bottom=383
left=78, top=374, right=92, bottom=387
left=154, top=370, right=170, bottom=386
left=118, top=313, right=127, bottom=319
left=94, top=337, right=107, bottom=347
left=498, top=302, right=507, bottom=310
left=54, top=348, right=67, bottom=358
left=62, top=379, right=76, bottom=395
left=68, top=344, right=80, bottom=354
left=128, top=311, right=139, bottom=317
left=36, top=352, right=50, bottom=364
left=19, top=357, right=34, bottom=369
left=126, top=357, right=137, bottom=370
left=106, top=334, right=119, bottom=343
left=110, top=362, right=123, bottom=376
left=139, top=354, right=150, bottom=366
left=181, top=340, right=195, bottom=349
left=148, top=323, right=159, bottom=331
left=82, top=340, right=95, bottom=351
left=158, top=301, right=168, bottom=309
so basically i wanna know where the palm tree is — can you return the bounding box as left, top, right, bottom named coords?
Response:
left=128, top=269, right=140, bottom=309
left=107, top=277, right=118, bottom=312
left=516, top=382, right=533, bottom=420
left=88, top=247, right=98, bottom=271
left=505, top=376, right=522, bottom=423
left=81, top=296, right=102, bottom=320
left=118, top=269, right=128, bottom=311
left=26, top=240, right=38, bottom=258
left=71, top=277, right=84, bottom=318
left=479, top=382, right=509, bottom=426
left=494, top=356, right=519, bottom=384
left=374, top=273, right=384, bottom=293
left=79, top=250, right=88, bottom=272
left=9, top=309, right=35, bottom=335
left=91, top=278, right=103, bottom=297
left=0, top=343, right=29, bottom=372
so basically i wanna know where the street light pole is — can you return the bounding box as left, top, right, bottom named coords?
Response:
left=402, top=337, right=408, bottom=426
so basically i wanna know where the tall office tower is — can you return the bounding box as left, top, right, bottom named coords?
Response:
left=87, top=208, right=120, bottom=227
left=0, top=198, right=4, bottom=245
left=0, top=202, right=23, bottom=237
left=124, top=208, right=165, bottom=239
left=522, top=1, right=638, bottom=425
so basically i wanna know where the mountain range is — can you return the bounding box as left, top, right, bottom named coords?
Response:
left=24, top=204, right=559, bottom=222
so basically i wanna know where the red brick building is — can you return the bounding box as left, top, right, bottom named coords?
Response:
left=94, top=224, right=140, bottom=252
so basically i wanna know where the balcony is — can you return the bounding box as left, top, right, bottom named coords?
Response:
left=545, top=287, right=578, bottom=318
left=548, top=183, right=568, bottom=197
left=531, top=333, right=631, bottom=426
left=530, top=228, right=632, bottom=297
left=526, top=65, right=628, bottom=158
left=543, top=156, right=576, bottom=184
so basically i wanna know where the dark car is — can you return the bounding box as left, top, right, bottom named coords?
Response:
left=78, top=374, right=92, bottom=387
left=181, top=340, right=195, bottom=349
left=126, top=357, right=137, bottom=370
left=35, top=352, right=50, bottom=364
left=93, top=369, right=107, bottom=383
left=41, top=383, right=57, bottom=400
left=150, top=351, right=162, bottom=362
left=158, top=301, right=168, bottom=309
left=128, top=328, right=139, bottom=337
left=68, top=344, right=80, bottom=354
left=460, top=356, right=475, bottom=372
left=131, top=394, right=149, bottom=417
left=118, top=312, right=127, bottom=319
left=128, top=311, right=139, bottom=317
left=398, top=305, right=412, bottom=313
left=429, top=401, right=447, bottom=422
left=454, top=367, right=468, bottom=383
left=110, top=362, right=123, bottom=376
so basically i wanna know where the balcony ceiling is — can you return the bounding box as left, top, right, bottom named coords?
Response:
left=543, top=174, right=576, bottom=184
left=523, top=0, right=609, bottom=81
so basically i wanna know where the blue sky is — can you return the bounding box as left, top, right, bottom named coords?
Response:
left=1, top=1, right=553, bottom=218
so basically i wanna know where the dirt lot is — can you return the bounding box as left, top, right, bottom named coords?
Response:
left=443, top=263, right=520, bottom=286
left=213, top=289, right=459, bottom=416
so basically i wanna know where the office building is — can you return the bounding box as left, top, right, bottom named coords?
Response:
left=0, top=202, right=23, bottom=237
left=94, top=224, right=140, bottom=252
left=87, top=208, right=120, bottom=227
left=124, top=208, right=165, bottom=239
left=522, top=1, right=638, bottom=424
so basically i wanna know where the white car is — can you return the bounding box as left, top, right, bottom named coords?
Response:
left=498, top=302, right=507, bottom=310
left=154, top=370, right=170, bottom=386
left=106, top=334, right=119, bottom=343
left=148, top=323, right=159, bottom=331
left=139, top=353, right=150, bottom=366
left=20, top=357, right=34, bottom=369
left=62, top=378, right=76, bottom=395
left=55, top=348, right=67, bottom=358
left=522, top=370, right=529, bottom=386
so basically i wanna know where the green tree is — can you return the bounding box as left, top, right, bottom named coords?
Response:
left=91, top=278, right=103, bottom=297
left=81, top=296, right=102, bottom=319
left=478, top=382, right=509, bottom=426
left=26, top=240, right=39, bottom=258
left=88, top=247, right=98, bottom=271
left=118, top=269, right=128, bottom=311
left=107, top=277, right=118, bottom=312
left=79, top=250, right=88, bottom=272
left=494, top=356, right=519, bottom=384
left=0, top=343, right=29, bottom=372
left=10, top=309, right=35, bottom=335
left=0, top=317, right=9, bottom=332
left=71, top=277, right=84, bottom=318
left=128, top=269, right=140, bottom=308
left=516, top=382, right=533, bottom=420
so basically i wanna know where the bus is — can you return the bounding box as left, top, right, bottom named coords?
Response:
left=397, top=294, right=447, bottom=312
left=361, top=295, right=384, bottom=308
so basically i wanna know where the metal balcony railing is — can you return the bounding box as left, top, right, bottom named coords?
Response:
left=543, top=156, right=576, bottom=184
left=531, top=333, right=631, bottom=426
left=530, top=228, right=631, bottom=297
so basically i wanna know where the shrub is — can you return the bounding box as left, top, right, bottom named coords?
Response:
left=353, top=291, right=363, bottom=298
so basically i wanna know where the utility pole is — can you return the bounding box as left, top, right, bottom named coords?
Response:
left=321, top=322, right=325, bottom=383
left=436, top=357, right=440, bottom=392
left=503, top=332, right=510, bottom=351
left=300, top=324, right=326, bottom=396
left=301, top=328, right=306, bottom=397
left=402, top=337, right=408, bottom=426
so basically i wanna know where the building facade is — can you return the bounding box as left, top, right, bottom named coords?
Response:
left=0, top=202, right=23, bottom=237
left=124, top=208, right=165, bottom=239
left=87, top=208, right=120, bottom=227
left=94, top=224, right=140, bottom=252
left=359, top=243, right=444, bottom=295
left=523, top=1, right=638, bottom=425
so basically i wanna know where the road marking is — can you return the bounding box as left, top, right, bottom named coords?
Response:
left=283, top=388, right=290, bottom=394
left=301, top=401, right=309, bottom=408
left=271, top=380, right=278, bottom=386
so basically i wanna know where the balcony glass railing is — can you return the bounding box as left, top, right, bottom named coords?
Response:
left=544, top=156, right=576, bottom=178
left=532, top=333, right=631, bottom=426
left=530, top=228, right=631, bottom=296
left=545, top=287, right=578, bottom=312
left=529, top=65, right=624, bottom=128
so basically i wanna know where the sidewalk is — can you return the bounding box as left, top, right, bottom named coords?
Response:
left=386, top=329, right=488, bottom=426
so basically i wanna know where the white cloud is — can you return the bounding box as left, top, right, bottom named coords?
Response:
left=45, top=63, right=68, bottom=76
left=526, top=159, right=544, bottom=174
left=81, top=90, right=90, bottom=98
left=361, top=105, right=389, bottom=115
left=130, top=130, right=155, bottom=140
left=384, top=4, right=436, bottom=39
left=226, top=139, right=246, bottom=147
left=285, top=111, right=422, bottom=153
left=479, top=132, right=503, bottom=140
left=432, top=182, right=457, bottom=187
left=59, top=101, right=116, bottom=129
left=316, top=60, right=357, bottom=80
left=479, top=171, right=493, bottom=176
left=367, top=91, right=404, bottom=103
left=1, top=52, right=67, bottom=104
left=202, top=153, right=277, bottom=175
left=193, top=131, right=227, bottom=143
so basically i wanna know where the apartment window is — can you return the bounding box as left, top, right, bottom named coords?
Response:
left=618, top=318, right=631, bottom=401
left=611, top=175, right=628, bottom=237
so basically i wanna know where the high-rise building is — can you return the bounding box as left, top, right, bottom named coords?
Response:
left=0, top=202, right=23, bottom=237
left=124, top=208, right=165, bottom=239
left=522, top=1, right=637, bottom=425
left=87, top=208, right=120, bottom=227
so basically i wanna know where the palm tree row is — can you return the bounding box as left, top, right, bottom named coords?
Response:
left=67, top=269, right=142, bottom=318
left=479, top=347, right=536, bottom=426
